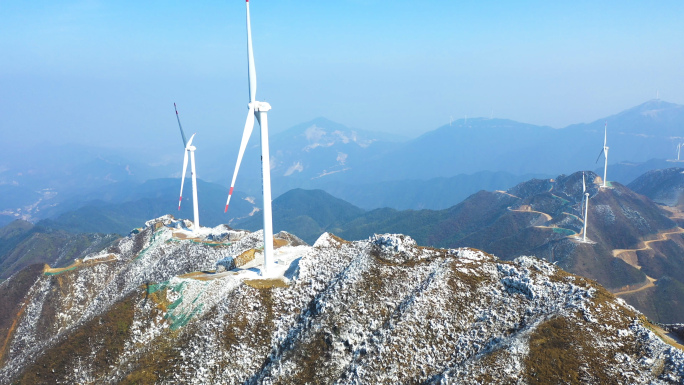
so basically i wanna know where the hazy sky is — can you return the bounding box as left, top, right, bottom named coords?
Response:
left=2, top=0, right=683, bottom=151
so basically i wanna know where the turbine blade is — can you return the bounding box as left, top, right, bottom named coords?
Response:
left=174, top=103, right=188, bottom=148
left=179, top=149, right=189, bottom=210
left=186, top=133, right=196, bottom=149
left=225, top=106, right=256, bottom=212
left=596, top=148, right=604, bottom=163
left=246, top=0, right=257, bottom=103
left=604, top=122, right=608, bottom=147
left=582, top=172, right=586, bottom=193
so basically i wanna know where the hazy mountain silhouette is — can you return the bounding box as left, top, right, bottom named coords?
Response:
left=4, top=100, right=684, bottom=226
left=38, top=178, right=261, bottom=235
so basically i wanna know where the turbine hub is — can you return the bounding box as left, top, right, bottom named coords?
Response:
left=249, top=101, right=272, bottom=112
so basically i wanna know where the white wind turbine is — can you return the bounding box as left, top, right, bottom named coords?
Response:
left=224, top=0, right=275, bottom=274
left=596, top=122, right=609, bottom=188
left=174, top=103, right=200, bottom=233
left=677, top=142, right=684, bottom=161
left=582, top=172, right=589, bottom=242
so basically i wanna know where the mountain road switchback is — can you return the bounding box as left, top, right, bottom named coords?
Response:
left=611, top=227, right=684, bottom=296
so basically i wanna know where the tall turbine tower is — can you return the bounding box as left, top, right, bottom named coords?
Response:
left=174, top=103, right=200, bottom=233
left=596, top=122, right=609, bottom=188
left=583, top=191, right=589, bottom=242
left=225, top=0, right=274, bottom=274
left=582, top=172, right=589, bottom=242
left=580, top=172, right=586, bottom=220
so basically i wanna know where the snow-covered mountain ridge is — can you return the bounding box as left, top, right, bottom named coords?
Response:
left=1, top=216, right=683, bottom=384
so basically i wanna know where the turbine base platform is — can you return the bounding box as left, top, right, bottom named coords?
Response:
left=572, top=236, right=597, bottom=245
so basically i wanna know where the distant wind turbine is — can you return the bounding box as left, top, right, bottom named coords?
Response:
left=174, top=103, right=200, bottom=233
left=224, top=0, right=275, bottom=274
left=582, top=172, right=589, bottom=242
left=678, top=143, right=684, bottom=161
left=596, top=122, right=609, bottom=188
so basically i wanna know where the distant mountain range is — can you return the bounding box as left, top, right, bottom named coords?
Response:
left=2, top=99, right=684, bottom=227
left=261, top=99, right=684, bottom=187
left=38, top=178, right=262, bottom=236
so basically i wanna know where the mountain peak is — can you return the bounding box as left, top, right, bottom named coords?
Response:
left=635, top=98, right=681, bottom=110
left=613, top=99, right=684, bottom=121
left=2, top=216, right=683, bottom=383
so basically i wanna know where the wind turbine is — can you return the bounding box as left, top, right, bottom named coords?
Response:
left=224, top=0, right=275, bottom=274
left=596, top=122, right=609, bottom=188
left=678, top=142, right=683, bottom=161
left=174, top=103, right=200, bottom=233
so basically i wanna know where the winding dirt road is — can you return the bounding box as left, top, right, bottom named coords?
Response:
left=507, top=205, right=553, bottom=221
left=498, top=192, right=684, bottom=298
left=494, top=190, right=520, bottom=199
left=611, top=227, right=684, bottom=296
left=612, top=227, right=684, bottom=268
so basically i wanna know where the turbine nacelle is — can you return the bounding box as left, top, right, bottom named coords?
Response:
left=249, top=101, right=271, bottom=112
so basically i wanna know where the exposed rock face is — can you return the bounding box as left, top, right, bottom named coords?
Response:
left=1, top=217, right=683, bottom=384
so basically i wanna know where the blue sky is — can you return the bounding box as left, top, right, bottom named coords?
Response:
left=1, top=0, right=683, bottom=151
